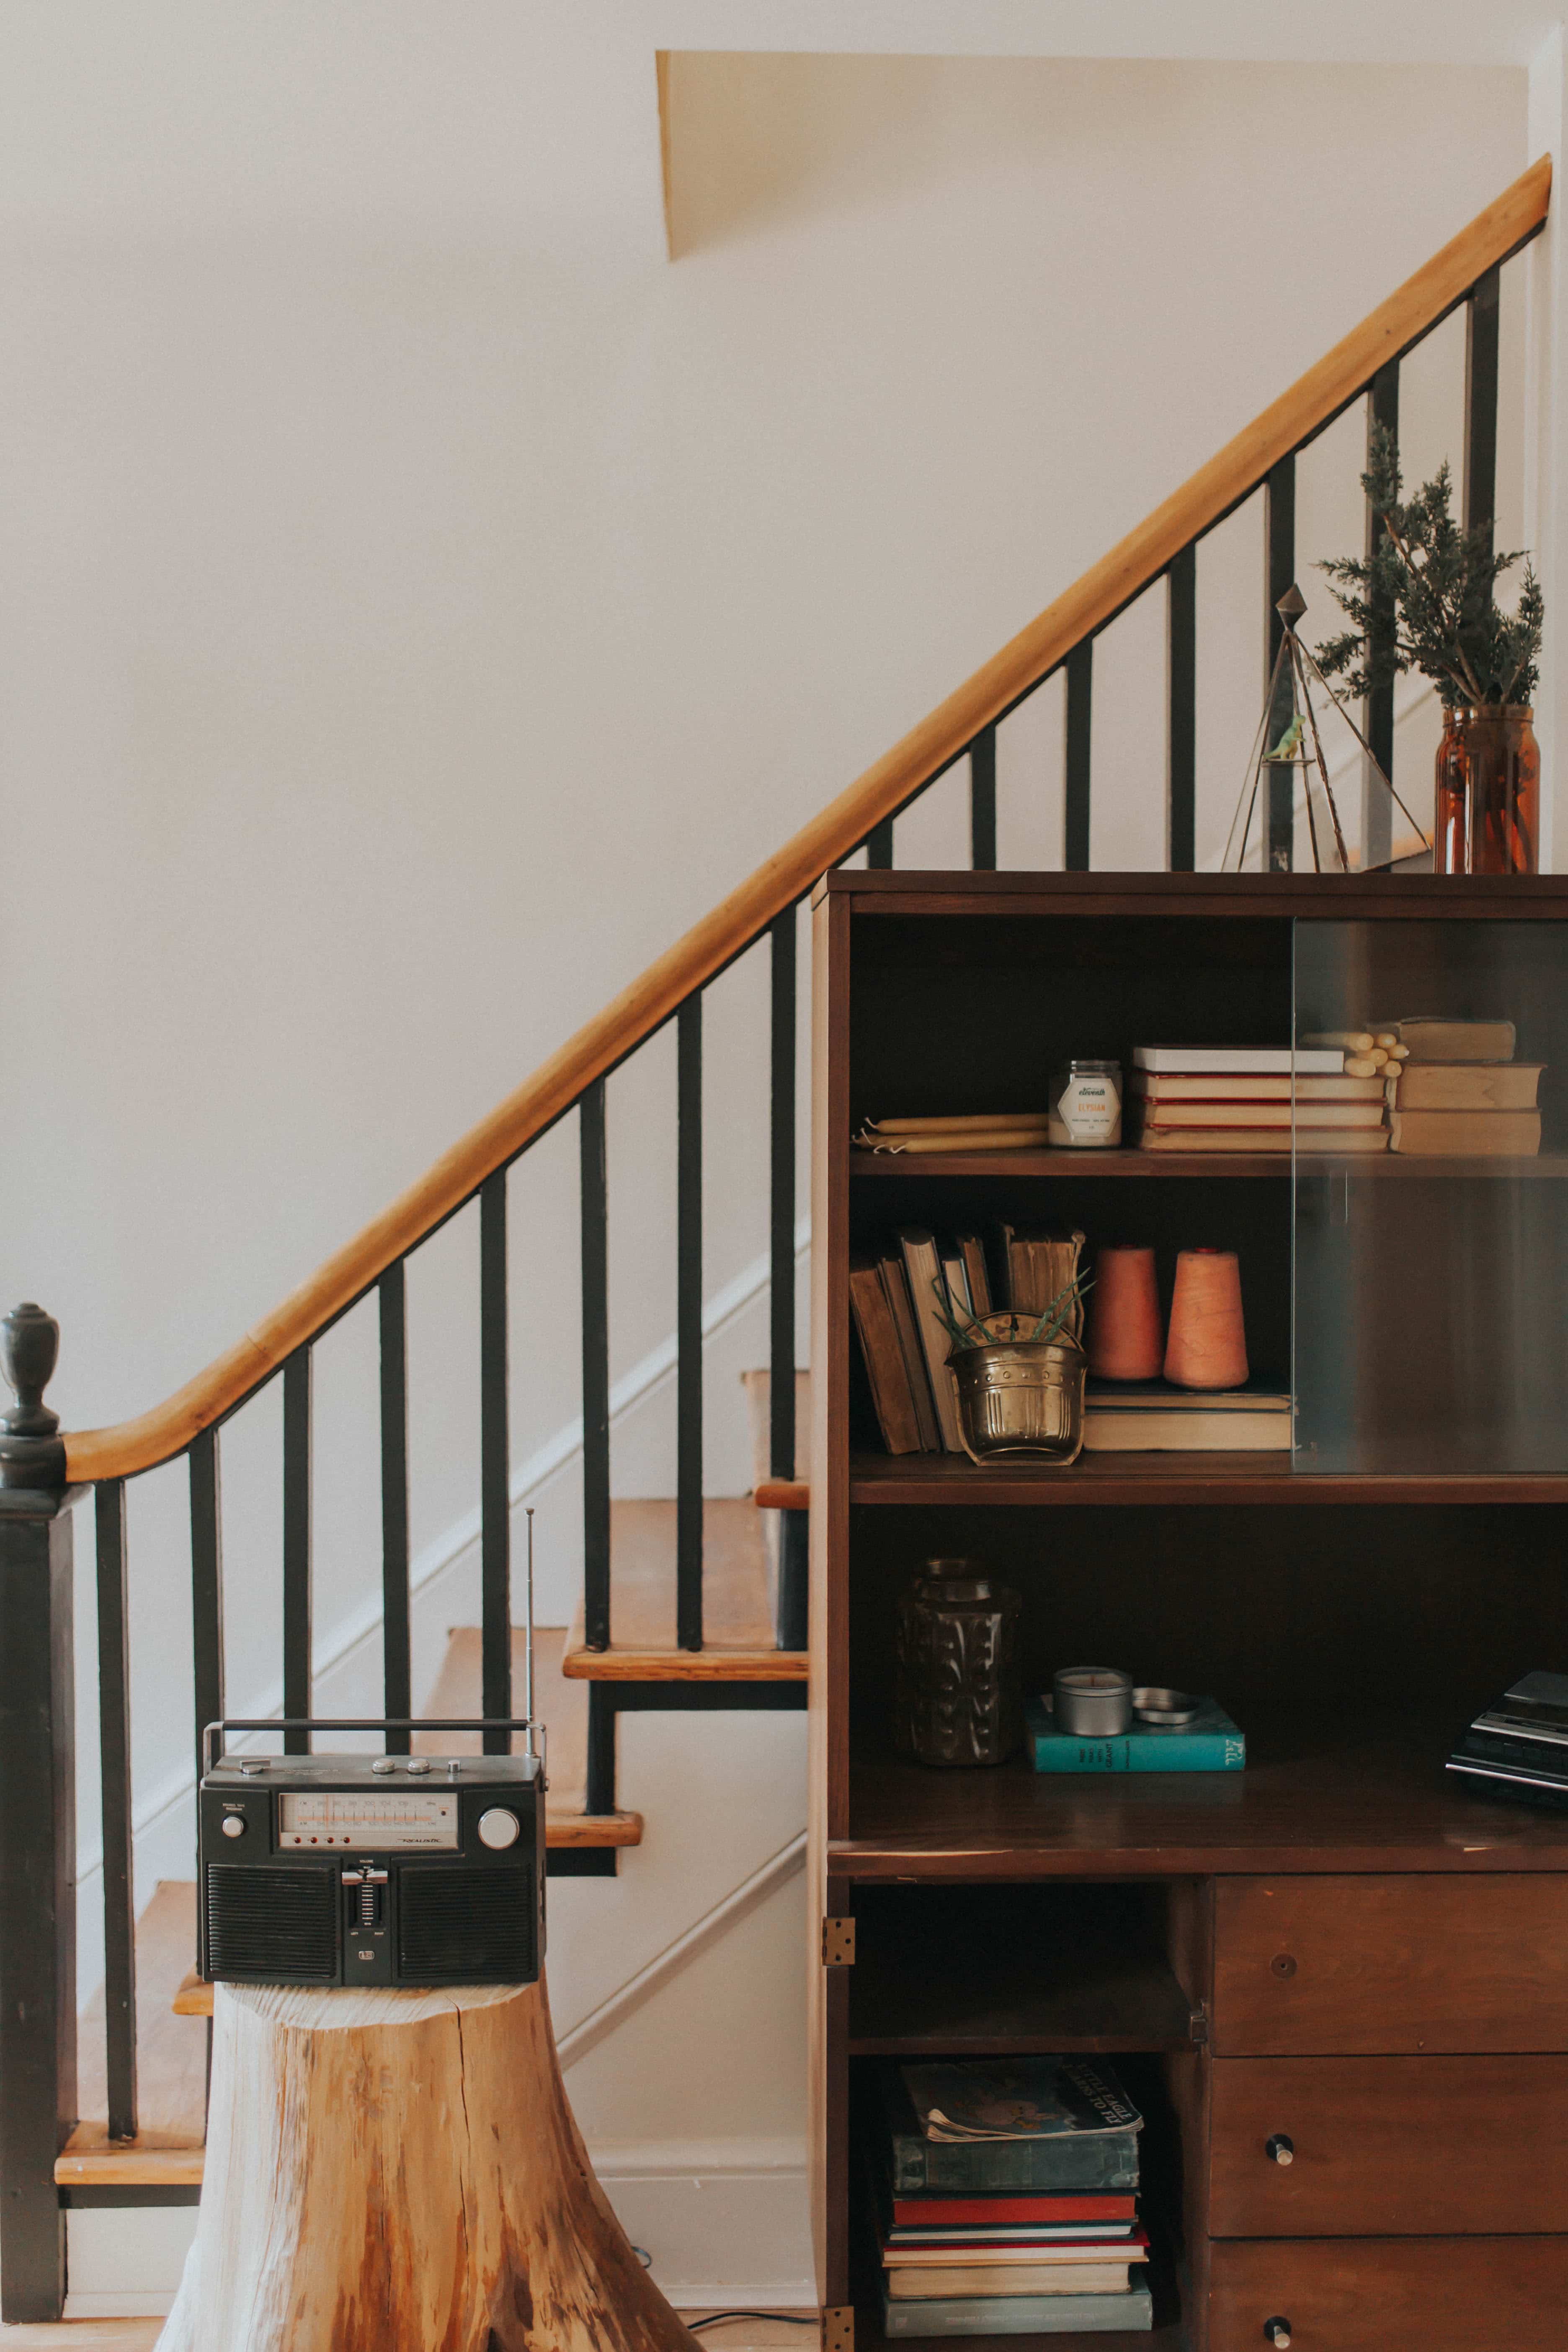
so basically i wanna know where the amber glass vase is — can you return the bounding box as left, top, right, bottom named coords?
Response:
left=1457, top=705, right=1542, bottom=884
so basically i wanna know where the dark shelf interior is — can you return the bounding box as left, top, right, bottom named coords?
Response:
left=848, top=1884, right=1198, bottom=2055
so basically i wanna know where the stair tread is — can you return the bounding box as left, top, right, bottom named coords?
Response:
left=562, top=1643, right=807, bottom=1681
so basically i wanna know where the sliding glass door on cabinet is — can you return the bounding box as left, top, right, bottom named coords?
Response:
left=1293, top=918, right=1568, bottom=1476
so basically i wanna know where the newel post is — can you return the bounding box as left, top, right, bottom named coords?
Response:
left=0, top=1305, right=76, bottom=2322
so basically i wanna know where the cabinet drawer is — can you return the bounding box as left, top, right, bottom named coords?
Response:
left=1207, top=2236, right=1568, bottom=2352
left=1213, top=1874, right=1568, bottom=2053
left=1210, top=2055, right=1568, bottom=2236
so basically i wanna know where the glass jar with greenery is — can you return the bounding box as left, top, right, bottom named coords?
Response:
left=1317, top=426, right=1543, bottom=874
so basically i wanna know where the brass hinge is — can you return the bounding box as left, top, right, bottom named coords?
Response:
left=1189, top=2001, right=1210, bottom=2047
left=823, top=2306, right=854, bottom=2351
left=821, top=1916, right=856, bottom=1966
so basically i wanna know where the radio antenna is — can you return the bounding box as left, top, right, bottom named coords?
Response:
left=524, top=1507, right=537, bottom=1760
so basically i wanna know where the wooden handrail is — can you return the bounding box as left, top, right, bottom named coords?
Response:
left=63, top=156, right=1550, bottom=1483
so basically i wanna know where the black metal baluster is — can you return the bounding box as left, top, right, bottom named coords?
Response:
left=1364, top=361, right=1400, bottom=869
left=865, top=818, right=894, bottom=868
left=580, top=1082, right=611, bottom=1653
left=677, top=995, right=704, bottom=1650
left=189, top=1426, right=224, bottom=1793
left=480, top=1169, right=511, bottom=1754
left=1265, top=456, right=1297, bottom=870
left=94, top=1480, right=136, bottom=2144
left=379, top=1263, right=410, bottom=1752
left=1465, top=264, right=1500, bottom=557
left=1168, top=544, right=1197, bottom=872
left=770, top=910, right=807, bottom=1651
left=282, top=1347, right=312, bottom=1755
left=970, top=728, right=997, bottom=870
left=1064, top=640, right=1092, bottom=870
left=585, top=1682, right=615, bottom=1819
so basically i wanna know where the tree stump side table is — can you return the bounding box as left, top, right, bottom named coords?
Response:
left=157, top=1970, right=694, bottom=2352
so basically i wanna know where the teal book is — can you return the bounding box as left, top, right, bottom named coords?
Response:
left=1026, top=1695, right=1244, bottom=1774
left=881, top=2282, right=1154, bottom=2336
left=880, top=2060, right=1141, bottom=2194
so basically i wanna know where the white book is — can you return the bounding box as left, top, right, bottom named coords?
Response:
left=1131, top=1045, right=1344, bottom=1075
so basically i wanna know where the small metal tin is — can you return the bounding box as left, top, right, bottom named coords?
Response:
left=1053, top=1666, right=1133, bottom=1737
left=1133, top=1686, right=1200, bottom=1726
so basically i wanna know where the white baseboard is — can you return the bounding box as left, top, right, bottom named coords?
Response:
left=62, top=2155, right=812, bottom=2319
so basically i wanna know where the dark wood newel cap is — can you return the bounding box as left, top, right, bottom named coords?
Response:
left=0, top=1302, right=65, bottom=1491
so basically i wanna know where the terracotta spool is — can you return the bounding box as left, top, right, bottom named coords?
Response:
left=1084, top=1245, right=1163, bottom=1381
left=1163, top=1247, right=1248, bottom=1390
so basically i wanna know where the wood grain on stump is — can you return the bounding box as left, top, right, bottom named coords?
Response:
left=156, top=1972, right=692, bottom=2352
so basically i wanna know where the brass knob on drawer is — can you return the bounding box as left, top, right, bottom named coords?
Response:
left=1264, top=2321, right=1292, bottom=2348
left=1265, top=2133, right=1295, bottom=2166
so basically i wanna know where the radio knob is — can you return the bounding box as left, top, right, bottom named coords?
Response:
left=407, top=1758, right=431, bottom=1776
left=371, top=1759, right=396, bottom=1775
left=478, top=1808, right=521, bottom=1850
left=221, top=1814, right=246, bottom=1839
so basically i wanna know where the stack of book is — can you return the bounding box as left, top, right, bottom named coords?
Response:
left=1083, top=1381, right=1290, bottom=1452
left=872, top=2059, right=1153, bottom=2337
left=850, top=1225, right=1083, bottom=1455
left=1129, top=1046, right=1388, bottom=1154
left=1026, top=1693, right=1244, bottom=1775
left=1447, top=1671, right=1568, bottom=1810
left=1384, top=1018, right=1543, bottom=1157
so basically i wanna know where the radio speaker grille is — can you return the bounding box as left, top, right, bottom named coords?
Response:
left=398, top=1866, right=534, bottom=1984
left=206, top=1864, right=338, bottom=1983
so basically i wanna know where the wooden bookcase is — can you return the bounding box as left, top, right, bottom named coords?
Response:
left=807, top=871, right=1568, bottom=2352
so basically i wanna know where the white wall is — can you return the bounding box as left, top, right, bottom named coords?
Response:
left=0, top=18, right=1534, bottom=2292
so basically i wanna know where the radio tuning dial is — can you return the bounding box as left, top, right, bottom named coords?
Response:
left=478, top=1808, right=521, bottom=1850
left=371, top=1759, right=396, bottom=1775
left=407, top=1759, right=432, bottom=1776
left=221, top=1814, right=246, bottom=1839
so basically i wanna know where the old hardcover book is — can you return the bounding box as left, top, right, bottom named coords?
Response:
left=1129, top=1072, right=1384, bottom=1101
left=1388, top=1109, right=1542, bottom=1156
left=880, top=2283, right=1153, bottom=2336
left=1026, top=1696, right=1244, bottom=1774
left=849, top=1255, right=923, bottom=1455
left=1135, top=1100, right=1385, bottom=1130
left=1131, top=1044, right=1342, bottom=1074
left=1396, top=1016, right=1516, bottom=1062
left=887, top=2259, right=1141, bottom=2298
left=1137, top=1126, right=1388, bottom=1153
left=888, top=2191, right=1136, bottom=2230
left=897, top=1230, right=965, bottom=1452
left=956, top=1233, right=993, bottom=1319
left=1391, top=1063, right=1543, bottom=1112
left=888, top=2233, right=1149, bottom=2273
left=1083, top=1403, right=1289, bottom=1451
left=995, top=1223, right=1086, bottom=1336
left=878, top=1249, right=941, bottom=1452
left=880, top=2061, right=1141, bottom=2194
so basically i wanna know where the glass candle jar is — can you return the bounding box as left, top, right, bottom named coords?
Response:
left=1048, top=1060, right=1122, bottom=1148
left=893, top=1558, right=1023, bottom=1768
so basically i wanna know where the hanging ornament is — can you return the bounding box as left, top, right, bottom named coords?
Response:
left=1224, top=586, right=1432, bottom=873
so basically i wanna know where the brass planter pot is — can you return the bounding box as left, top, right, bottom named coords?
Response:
left=948, top=1337, right=1086, bottom=1467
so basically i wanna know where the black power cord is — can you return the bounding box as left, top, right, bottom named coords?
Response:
left=687, top=2316, right=817, bottom=2334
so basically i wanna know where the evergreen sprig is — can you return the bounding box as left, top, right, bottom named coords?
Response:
left=933, top=1274, right=1091, bottom=1355
left=1316, top=423, right=1542, bottom=709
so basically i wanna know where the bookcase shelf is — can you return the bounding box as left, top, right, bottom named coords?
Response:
left=847, top=1449, right=1568, bottom=1507
left=814, top=873, right=1568, bottom=2350
left=851, top=1149, right=1568, bottom=1180
left=839, top=1725, right=1568, bottom=1882
left=848, top=1887, right=1198, bottom=2055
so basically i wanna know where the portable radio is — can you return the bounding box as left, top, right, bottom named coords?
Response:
left=198, top=1718, right=546, bottom=1989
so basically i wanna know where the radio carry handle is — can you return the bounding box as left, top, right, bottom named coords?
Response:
left=202, top=1718, right=546, bottom=1780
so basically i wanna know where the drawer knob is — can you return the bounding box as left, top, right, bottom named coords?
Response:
left=1264, top=2321, right=1292, bottom=2348
left=1271, top=1952, right=1297, bottom=1978
left=1266, top=2133, right=1295, bottom=2166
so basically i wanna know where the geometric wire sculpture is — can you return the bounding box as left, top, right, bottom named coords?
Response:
left=1224, top=585, right=1432, bottom=873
